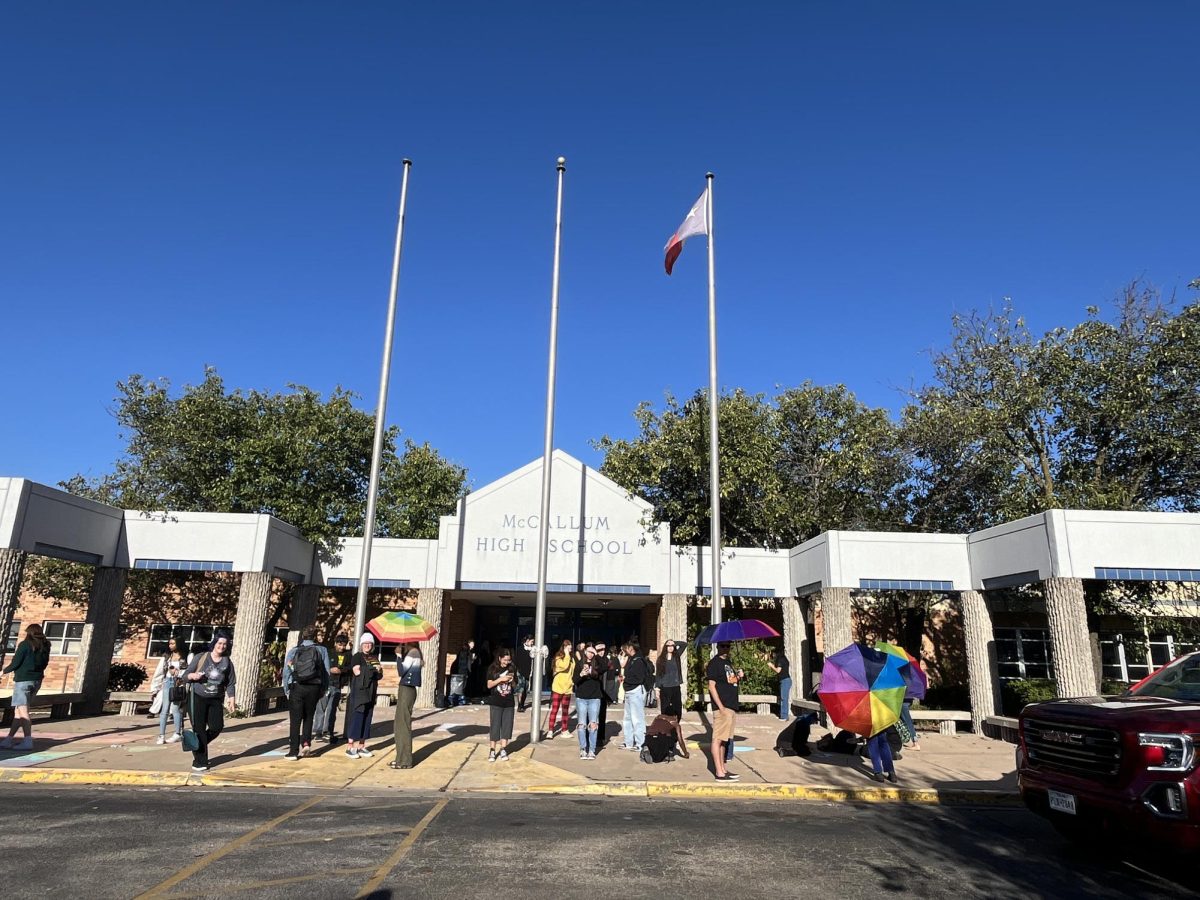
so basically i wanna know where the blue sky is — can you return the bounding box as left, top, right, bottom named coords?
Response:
left=2, top=3, right=1197, bottom=493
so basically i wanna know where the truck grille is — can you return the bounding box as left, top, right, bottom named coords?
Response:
left=1023, top=718, right=1122, bottom=779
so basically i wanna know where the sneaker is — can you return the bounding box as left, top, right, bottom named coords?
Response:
left=358, top=748, right=374, bottom=758
left=299, top=744, right=310, bottom=758
left=156, top=736, right=166, bottom=745
left=887, top=772, right=898, bottom=784
left=316, top=734, right=330, bottom=743
left=167, top=733, right=181, bottom=744
left=284, top=753, right=299, bottom=761
left=487, top=750, right=497, bottom=762
left=346, top=749, right=360, bottom=759
left=544, top=731, right=555, bottom=741
left=715, top=773, right=739, bottom=781
left=13, top=739, right=33, bottom=752
left=871, top=772, right=885, bottom=783
left=191, top=765, right=209, bottom=773
left=498, top=749, right=509, bottom=760
left=586, top=751, right=596, bottom=760
left=580, top=750, right=588, bottom=759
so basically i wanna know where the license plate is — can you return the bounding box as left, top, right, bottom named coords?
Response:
left=1048, top=790, right=1077, bottom=815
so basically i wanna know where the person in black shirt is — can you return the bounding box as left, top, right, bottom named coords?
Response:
left=767, top=649, right=792, bottom=722
left=705, top=642, right=742, bottom=781
left=573, top=644, right=604, bottom=759
left=315, top=632, right=350, bottom=744
left=486, top=648, right=518, bottom=761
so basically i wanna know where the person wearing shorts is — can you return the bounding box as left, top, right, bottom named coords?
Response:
left=705, top=641, right=742, bottom=781
left=1, top=624, right=51, bottom=752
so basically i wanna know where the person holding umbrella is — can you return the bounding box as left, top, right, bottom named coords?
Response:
left=389, top=642, right=422, bottom=770
left=818, top=642, right=909, bottom=785
left=706, top=641, right=742, bottom=781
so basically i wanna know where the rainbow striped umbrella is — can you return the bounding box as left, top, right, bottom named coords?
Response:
left=365, top=610, right=438, bottom=644
left=875, top=641, right=927, bottom=701
left=818, top=643, right=910, bottom=737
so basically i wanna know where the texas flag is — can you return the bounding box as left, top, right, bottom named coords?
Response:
left=663, top=187, right=709, bottom=275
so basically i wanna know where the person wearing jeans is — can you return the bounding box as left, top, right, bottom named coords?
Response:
left=867, top=730, right=898, bottom=783
left=572, top=644, right=604, bottom=759
left=619, top=641, right=650, bottom=750
left=768, top=650, right=791, bottom=722
left=315, top=633, right=351, bottom=743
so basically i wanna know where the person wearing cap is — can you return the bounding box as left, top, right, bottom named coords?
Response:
left=345, top=633, right=383, bottom=759
left=315, top=632, right=352, bottom=744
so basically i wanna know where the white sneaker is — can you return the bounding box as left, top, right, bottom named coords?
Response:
left=167, top=733, right=181, bottom=744
left=580, top=750, right=587, bottom=759
left=487, top=750, right=496, bottom=762
left=156, top=736, right=166, bottom=745
left=358, top=748, right=374, bottom=758
left=498, top=749, right=508, bottom=760
left=345, top=748, right=360, bottom=759
left=587, top=751, right=596, bottom=760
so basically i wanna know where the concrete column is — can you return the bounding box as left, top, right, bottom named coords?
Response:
left=73, top=566, right=128, bottom=714
left=0, top=548, right=28, bottom=670
left=230, top=571, right=274, bottom=714
left=1044, top=577, right=1098, bottom=698
left=660, top=594, right=689, bottom=648
left=819, top=586, right=853, bottom=659
left=781, top=595, right=809, bottom=704
left=285, top=584, right=322, bottom=654
left=958, top=589, right=1001, bottom=733
left=415, top=588, right=445, bottom=709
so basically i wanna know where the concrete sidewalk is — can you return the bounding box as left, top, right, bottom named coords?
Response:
left=0, top=704, right=1019, bottom=803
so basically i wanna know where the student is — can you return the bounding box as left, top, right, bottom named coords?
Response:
left=767, top=648, right=792, bottom=722
left=705, top=641, right=741, bottom=781
left=572, top=644, right=604, bottom=759
left=486, top=648, right=518, bottom=761
left=0, top=624, right=51, bottom=751
left=183, top=630, right=237, bottom=773
left=595, top=643, right=618, bottom=748
left=618, top=641, right=652, bottom=751
left=149, top=637, right=188, bottom=744
left=315, top=633, right=352, bottom=743
left=655, top=640, right=684, bottom=718
left=518, top=636, right=546, bottom=712
left=346, top=633, right=383, bottom=759
left=545, top=639, right=574, bottom=739
left=389, top=642, right=422, bottom=770
left=282, top=625, right=330, bottom=760
left=867, top=729, right=899, bottom=783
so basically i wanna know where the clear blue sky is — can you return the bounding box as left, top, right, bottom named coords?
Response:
left=2, top=3, right=1197, bottom=493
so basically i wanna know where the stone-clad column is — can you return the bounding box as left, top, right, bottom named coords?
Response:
left=819, top=587, right=854, bottom=659
left=416, top=588, right=445, bottom=709
left=73, top=566, right=128, bottom=713
left=1044, top=577, right=1098, bottom=698
left=285, top=584, right=322, bottom=654
left=230, top=571, right=274, bottom=714
left=781, top=596, right=808, bottom=704
left=958, top=589, right=1001, bottom=733
left=660, top=594, right=689, bottom=647
left=0, top=549, right=28, bottom=670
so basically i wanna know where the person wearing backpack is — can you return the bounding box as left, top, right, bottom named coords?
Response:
left=282, top=625, right=330, bottom=760
left=618, top=641, right=652, bottom=751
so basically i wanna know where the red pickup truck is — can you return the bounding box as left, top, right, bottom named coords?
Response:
left=1018, top=651, right=1200, bottom=851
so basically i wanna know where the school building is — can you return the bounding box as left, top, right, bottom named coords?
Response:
left=3, top=451, right=1199, bottom=730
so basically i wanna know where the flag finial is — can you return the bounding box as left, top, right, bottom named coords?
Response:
left=557, top=156, right=566, bottom=171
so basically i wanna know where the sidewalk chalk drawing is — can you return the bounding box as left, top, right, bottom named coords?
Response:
left=0, top=750, right=82, bottom=767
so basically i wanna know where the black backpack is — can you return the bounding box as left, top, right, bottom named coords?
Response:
left=641, top=731, right=675, bottom=763
left=292, top=645, right=323, bottom=685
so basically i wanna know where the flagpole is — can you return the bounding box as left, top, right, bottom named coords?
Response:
left=353, top=158, right=413, bottom=645
left=705, top=172, right=723, bottom=626
left=531, top=156, right=566, bottom=744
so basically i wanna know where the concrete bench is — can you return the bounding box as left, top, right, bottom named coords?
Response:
left=910, top=708, right=971, bottom=736
left=1, top=692, right=86, bottom=725
left=109, top=691, right=154, bottom=716
left=789, top=698, right=828, bottom=728
left=983, top=714, right=1020, bottom=743
left=691, top=692, right=781, bottom=715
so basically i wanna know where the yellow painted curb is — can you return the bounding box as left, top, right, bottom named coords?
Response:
left=518, top=781, right=649, bottom=797
left=646, top=782, right=1021, bottom=805
left=0, top=768, right=191, bottom=787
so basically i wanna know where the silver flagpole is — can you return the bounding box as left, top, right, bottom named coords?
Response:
left=531, top=156, right=566, bottom=744
left=353, top=158, right=413, bottom=644
left=705, top=172, right=722, bottom=626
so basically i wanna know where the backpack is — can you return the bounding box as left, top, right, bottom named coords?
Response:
left=292, top=645, right=322, bottom=685
left=641, top=731, right=675, bottom=763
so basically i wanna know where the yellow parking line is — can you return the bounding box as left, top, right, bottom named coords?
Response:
left=134, top=793, right=326, bottom=898
left=179, top=865, right=377, bottom=897
left=255, top=825, right=411, bottom=848
left=355, top=799, right=448, bottom=898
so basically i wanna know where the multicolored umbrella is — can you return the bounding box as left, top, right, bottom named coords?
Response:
left=693, top=619, right=781, bottom=648
left=818, top=643, right=910, bottom=737
left=365, top=610, right=438, bottom=644
left=875, top=641, right=927, bottom=701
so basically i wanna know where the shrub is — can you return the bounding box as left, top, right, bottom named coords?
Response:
left=107, top=662, right=148, bottom=692
left=1001, top=678, right=1057, bottom=715
left=259, top=640, right=287, bottom=689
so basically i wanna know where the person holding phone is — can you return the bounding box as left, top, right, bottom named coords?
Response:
left=486, top=648, right=518, bottom=761
left=706, top=641, right=741, bottom=781
left=572, top=644, right=603, bottom=759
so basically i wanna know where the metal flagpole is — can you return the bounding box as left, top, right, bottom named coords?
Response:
left=353, top=158, right=413, bottom=644
left=705, top=172, right=722, bottom=626
left=531, top=156, right=566, bottom=744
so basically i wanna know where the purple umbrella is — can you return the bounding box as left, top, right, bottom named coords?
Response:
left=693, top=619, right=781, bottom=647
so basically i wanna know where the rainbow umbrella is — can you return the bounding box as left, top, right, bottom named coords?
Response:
left=365, top=610, right=438, bottom=644
left=818, top=643, right=910, bottom=737
left=875, top=641, right=927, bottom=701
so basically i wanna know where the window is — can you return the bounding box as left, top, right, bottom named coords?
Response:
left=994, top=627, right=1054, bottom=680
left=1101, top=632, right=1200, bottom=682
left=147, top=624, right=291, bottom=658
left=5, top=620, right=19, bottom=654
left=44, top=621, right=85, bottom=656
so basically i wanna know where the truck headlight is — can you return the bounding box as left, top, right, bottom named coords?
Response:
left=1137, top=732, right=1196, bottom=772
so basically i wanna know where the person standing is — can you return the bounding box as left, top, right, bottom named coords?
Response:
left=618, top=641, right=651, bottom=751
left=705, top=641, right=741, bottom=781
left=282, top=626, right=330, bottom=760
left=518, top=636, right=546, bottom=712
left=867, top=729, right=899, bottom=783
left=149, top=637, right=188, bottom=744
left=0, top=623, right=51, bottom=751
left=346, top=633, right=383, bottom=759
left=573, top=644, right=603, bottom=759
left=655, top=640, right=684, bottom=718
left=315, top=633, right=351, bottom=744
left=184, top=630, right=237, bottom=773
left=595, top=642, right=618, bottom=748
left=389, top=642, right=422, bottom=770
left=545, top=639, right=574, bottom=739
left=767, top=648, right=792, bottom=722
left=486, top=648, right=518, bottom=761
